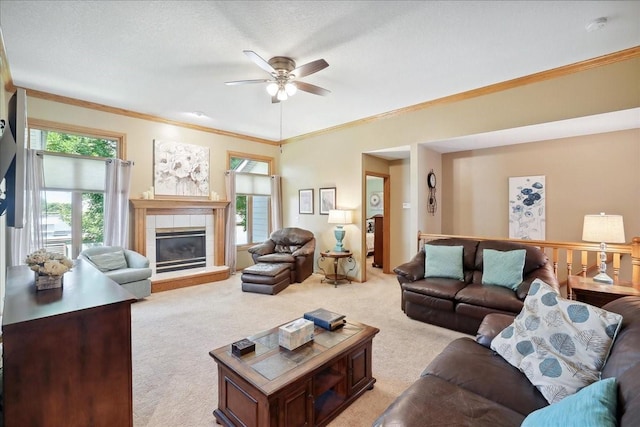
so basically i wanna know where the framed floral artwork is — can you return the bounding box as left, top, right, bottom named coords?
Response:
left=509, top=175, right=545, bottom=240
left=299, top=189, right=313, bottom=214
left=153, top=140, right=209, bottom=197
left=319, top=187, right=336, bottom=215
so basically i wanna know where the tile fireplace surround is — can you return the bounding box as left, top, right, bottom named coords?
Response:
left=130, top=198, right=230, bottom=292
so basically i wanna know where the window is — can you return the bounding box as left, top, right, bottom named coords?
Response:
left=228, top=152, right=273, bottom=246
left=29, top=121, right=123, bottom=258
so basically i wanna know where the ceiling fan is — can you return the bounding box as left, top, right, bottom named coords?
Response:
left=225, top=50, right=330, bottom=103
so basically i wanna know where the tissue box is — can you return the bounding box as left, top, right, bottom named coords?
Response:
left=278, top=318, right=314, bottom=350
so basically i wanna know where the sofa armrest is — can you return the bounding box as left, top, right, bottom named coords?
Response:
left=124, top=249, right=150, bottom=268
left=476, top=313, right=515, bottom=348
left=292, top=238, right=315, bottom=257
left=248, top=240, right=276, bottom=256
left=393, top=251, right=425, bottom=282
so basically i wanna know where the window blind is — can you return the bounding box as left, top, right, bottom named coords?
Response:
left=235, top=172, right=270, bottom=195
left=42, top=153, right=106, bottom=192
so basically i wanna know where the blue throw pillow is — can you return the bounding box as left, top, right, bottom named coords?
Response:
left=521, top=377, right=617, bottom=427
left=424, top=244, right=464, bottom=280
left=482, top=249, right=526, bottom=290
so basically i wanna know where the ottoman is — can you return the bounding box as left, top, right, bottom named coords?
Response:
left=241, top=263, right=292, bottom=295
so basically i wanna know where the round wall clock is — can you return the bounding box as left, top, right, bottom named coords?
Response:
left=428, top=172, right=436, bottom=189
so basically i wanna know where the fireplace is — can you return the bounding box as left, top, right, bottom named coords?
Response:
left=130, top=198, right=230, bottom=293
left=155, top=228, right=206, bottom=273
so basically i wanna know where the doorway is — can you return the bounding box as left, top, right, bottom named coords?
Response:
left=363, top=172, right=390, bottom=281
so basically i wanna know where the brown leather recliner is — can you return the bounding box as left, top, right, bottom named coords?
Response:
left=247, top=227, right=316, bottom=283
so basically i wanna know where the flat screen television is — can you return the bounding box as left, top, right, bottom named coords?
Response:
left=0, top=87, right=27, bottom=228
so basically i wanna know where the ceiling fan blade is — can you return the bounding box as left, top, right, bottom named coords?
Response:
left=271, top=95, right=280, bottom=104
left=225, top=79, right=271, bottom=86
left=243, top=50, right=276, bottom=75
left=296, top=81, right=331, bottom=96
left=291, top=59, right=329, bottom=78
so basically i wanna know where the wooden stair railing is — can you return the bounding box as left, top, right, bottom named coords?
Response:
left=417, top=234, right=640, bottom=286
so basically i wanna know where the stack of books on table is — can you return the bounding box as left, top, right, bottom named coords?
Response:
left=303, top=308, right=346, bottom=331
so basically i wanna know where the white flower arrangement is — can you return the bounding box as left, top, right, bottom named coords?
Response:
left=25, top=249, right=73, bottom=276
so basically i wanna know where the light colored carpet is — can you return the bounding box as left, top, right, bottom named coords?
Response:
left=131, top=265, right=467, bottom=427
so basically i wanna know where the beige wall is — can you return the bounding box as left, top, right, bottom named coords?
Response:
left=27, top=98, right=281, bottom=200
left=3, top=55, right=638, bottom=282
left=281, top=57, right=640, bottom=280
left=26, top=97, right=282, bottom=269
left=442, top=129, right=640, bottom=242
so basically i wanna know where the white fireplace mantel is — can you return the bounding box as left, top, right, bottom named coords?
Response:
left=130, top=198, right=230, bottom=292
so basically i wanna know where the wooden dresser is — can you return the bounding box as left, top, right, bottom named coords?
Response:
left=2, top=259, right=136, bottom=427
left=372, top=215, right=384, bottom=268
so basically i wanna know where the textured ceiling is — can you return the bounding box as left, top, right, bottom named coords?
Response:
left=1, top=1, right=639, bottom=142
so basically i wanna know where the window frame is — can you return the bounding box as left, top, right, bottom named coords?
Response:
left=29, top=120, right=126, bottom=258
left=227, top=151, right=274, bottom=249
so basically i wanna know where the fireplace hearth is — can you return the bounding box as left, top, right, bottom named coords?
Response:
left=156, top=228, right=206, bottom=273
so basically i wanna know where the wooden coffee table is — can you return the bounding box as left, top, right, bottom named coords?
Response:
left=209, top=320, right=379, bottom=427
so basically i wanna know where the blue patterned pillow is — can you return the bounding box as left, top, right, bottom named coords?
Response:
left=482, top=249, right=526, bottom=290
left=521, top=377, right=617, bottom=427
left=491, top=279, right=623, bottom=404
left=424, top=244, right=464, bottom=280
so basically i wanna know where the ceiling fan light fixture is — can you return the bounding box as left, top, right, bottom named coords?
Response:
left=266, top=82, right=279, bottom=96
left=285, top=82, right=297, bottom=96
left=277, top=88, right=288, bottom=101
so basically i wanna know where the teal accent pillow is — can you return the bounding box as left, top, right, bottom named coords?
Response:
left=521, top=377, right=618, bottom=427
left=424, top=244, right=464, bottom=280
left=482, top=249, right=526, bottom=290
left=89, top=250, right=128, bottom=272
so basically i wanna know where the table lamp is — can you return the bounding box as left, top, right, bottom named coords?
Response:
left=582, top=213, right=625, bottom=284
left=328, top=209, right=352, bottom=252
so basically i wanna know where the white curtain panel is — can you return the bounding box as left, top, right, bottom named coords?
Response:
left=9, top=150, right=44, bottom=266
left=271, top=175, right=282, bottom=231
left=225, top=170, right=237, bottom=273
left=104, top=159, right=132, bottom=247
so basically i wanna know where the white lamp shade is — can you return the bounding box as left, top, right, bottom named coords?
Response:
left=328, top=209, right=352, bottom=224
left=582, top=213, right=626, bottom=243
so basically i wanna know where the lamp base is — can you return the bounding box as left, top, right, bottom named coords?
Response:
left=333, top=226, right=346, bottom=252
left=592, top=272, right=614, bottom=284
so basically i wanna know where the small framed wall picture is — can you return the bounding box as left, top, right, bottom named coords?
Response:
left=299, top=189, right=314, bottom=214
left=319, top=187, right=336, bottom=215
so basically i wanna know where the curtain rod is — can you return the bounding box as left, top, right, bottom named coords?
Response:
left=35, top=150, right=133, bottom=165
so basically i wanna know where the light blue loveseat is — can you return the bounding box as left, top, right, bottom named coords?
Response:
left=79, top=246, right=152, bottom=299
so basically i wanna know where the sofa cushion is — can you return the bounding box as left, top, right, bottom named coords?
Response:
left=491, top=279, right=623, bottom=404
left=424, top=244, right=464, bottom=280
left=521, top=378, right=617, bottom=427
left=256, top=253, right=296, bottom=263
left=372, top=374, right=525, bottom=427
left=425, top=337, right=549, bottom=416
left=88, top=250, right=127, bottom=272
left=427, top=238, right=479, bottom=272
left=482, top=249, right=526, bottom=290
left=476, top=240, right=548, bottom=277
left=274, top=244, right=301, bottom=254
left=456, top=283, right=524, bottom=313
left=105, top=267, right=152, bottom=285
left=402, top=278, right=468, bottom=301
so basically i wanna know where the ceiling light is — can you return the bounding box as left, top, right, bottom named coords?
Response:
left=266, top=82, right=279, bottom=96
left=586, top=17, right=607, bottom=32
left=285, top=82, right=297, bottom=96
left=277, top=88, right=288, bottom=101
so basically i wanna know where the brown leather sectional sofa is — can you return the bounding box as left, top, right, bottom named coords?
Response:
left=373, top=296, right=640, bottom=426
left=394, top=238, right=559, bottom=334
